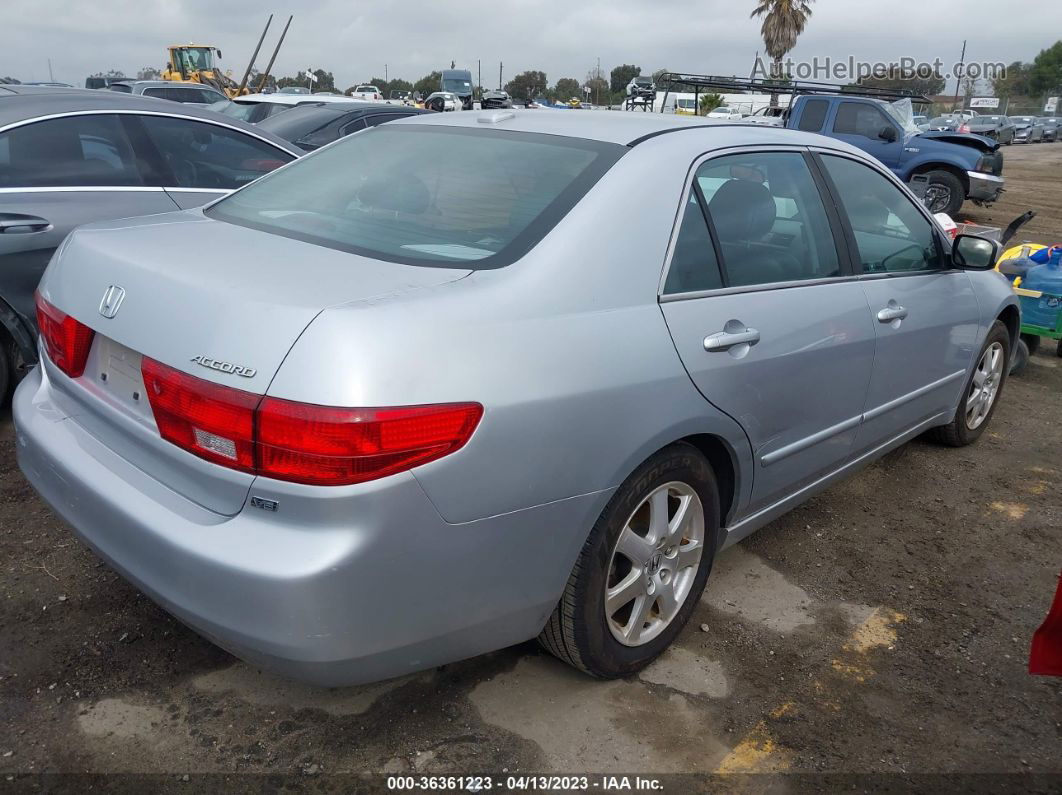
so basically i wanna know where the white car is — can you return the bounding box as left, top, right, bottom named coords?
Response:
left=208, top=92, right=364, bottom=124
left=707, top=106, right=744, bottom=120
left=744, top=106, right=786, bottom=126
left=351, top=85, right=383, bottom=101
left=424, top=91, right=459, bottom=112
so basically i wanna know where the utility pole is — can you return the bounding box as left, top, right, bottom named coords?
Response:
left=952, top=39, right=967, bottom=112
left=478, top=59, right=482, bottom=100
left=499, top=62, right=503, bottom=90
left=385, top=64, right=388, bottom=82
left=47, top=58, right=55, bottom=83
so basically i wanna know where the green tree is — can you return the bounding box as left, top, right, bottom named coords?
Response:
left=505, top=70, right=547, bottom=101
left=699, top=93, right=724, bottom=115
left=993, top=61, right=1032, bottom=99
left=584, top=74, right=609, bottom=105
left=846, top=65, right=944, bottom=98
left=137, top=66, right=161, bottom=80
left=651, top=67, right=669, bottom=85
left=0, top=76, right=21, bottom=84
left=1029, top=41, right=1062, bottom=95
left=751, top=0, right=814, bottom=105
left=413, top=71, right=442, bottom=98
left=610, top=64, right=640, bottom=94
left=553, top=77, right=581, bottom=102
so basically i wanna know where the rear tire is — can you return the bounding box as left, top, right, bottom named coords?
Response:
left=0, top=340, right=10, bottom=405
left=1022, top=333, right=1041, bottom=356
left=539, top=443, right=720, bottom=678
left=933, top=321, right=1010, bottom=447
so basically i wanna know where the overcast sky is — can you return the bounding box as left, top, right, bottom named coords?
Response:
left=5, top=0, right=1060, bottom=92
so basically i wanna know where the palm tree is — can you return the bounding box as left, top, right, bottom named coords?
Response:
left=751, top=0, right=814, bottom=105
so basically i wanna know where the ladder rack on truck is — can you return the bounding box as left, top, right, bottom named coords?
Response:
left=656, top=72, right=929, bottom=117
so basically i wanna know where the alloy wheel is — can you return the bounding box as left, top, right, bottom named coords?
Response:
left=923, top=184, right=952, bottom=214
left=966, top=341, right=1005, bottom=430
left=604, top=482, right=705, bottom=646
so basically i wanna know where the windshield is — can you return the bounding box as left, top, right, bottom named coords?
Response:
left=1010, top=117, right=1033, bottom=123
left=176, top=47, right=215, bottom=73
left=356, top=86, right=378, bottom=92
left=442, top=79, right=472, bottom=94
left=207, top=126, right=623, bottom=267
left=677, top=99, right=695, bottom=109
left=214, top=100, right=257, bottom=121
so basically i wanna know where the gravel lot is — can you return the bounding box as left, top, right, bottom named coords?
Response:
left=1, top=143, right=1060, bottom=791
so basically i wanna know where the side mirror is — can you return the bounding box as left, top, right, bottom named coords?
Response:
left=216, top=49, right=223, bottom=60
left=953, top=234, right=1000, bottom=270
left=879, top=125, right=898, bottom=142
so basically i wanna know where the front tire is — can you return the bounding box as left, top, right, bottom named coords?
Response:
left=539, top=443, right=719, bottom=678
left=922, top=169, right=965, bottom=217
left=933, top=321, right=1010, bottom=447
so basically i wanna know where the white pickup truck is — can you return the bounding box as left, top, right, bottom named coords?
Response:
left=350, top=84, right=383, bottom=101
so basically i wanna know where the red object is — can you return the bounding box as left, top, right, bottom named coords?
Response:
left=1029, top=571, right=1062, bottom=676
left=141, top=357, right=482, bottom=486
left=35, top=292, right=95, bottom=379
left=142, top=357, right=259, bottom=472
left=958, top=123, right=970, bottom=133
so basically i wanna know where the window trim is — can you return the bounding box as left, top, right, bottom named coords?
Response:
left=657, top=144, right=856, bottom=301
left=809, top=148, right=955, bottom=278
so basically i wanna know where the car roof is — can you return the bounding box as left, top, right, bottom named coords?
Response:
left=235, top=92, right=369, bottom=106
left=387, top=109, right=870, bottom=153
left=0, top=90, right=301, bottom=152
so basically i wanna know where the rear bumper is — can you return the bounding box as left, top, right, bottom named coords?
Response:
left=14, top=365, right=602, bottom=686
left=967, top=171, right=1004, bottom=203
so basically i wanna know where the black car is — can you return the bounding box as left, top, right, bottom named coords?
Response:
left=256, top=102, right=429, bottom=151
left=1039, top=117, right=1060, bottom=142
left=481, top=89, right=513, bottom=109
left=0, top=85, right=299, bottom=399
left=966, top=115, right=1015, bottom=145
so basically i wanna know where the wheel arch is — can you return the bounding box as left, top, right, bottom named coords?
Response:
left=910, top=161, right=969, bottom=195
left=0, top=295, right=36, bottom=368
left=997, top=303, right=1020, bottom=356
left=679, top=433, right=739, bottom=529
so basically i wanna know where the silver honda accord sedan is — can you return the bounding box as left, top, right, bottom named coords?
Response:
left=14, top=111, right=1019, bottom=685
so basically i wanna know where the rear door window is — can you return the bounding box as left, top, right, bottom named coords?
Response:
left=137, top=115, right=294, bottom=190
left=796, top=99, right=829, bottom=132
left=207, top=126, right=624, bottom=267
left=0, top=114, right=143, bottom=188
left=691, top=151, right=841, bottom=287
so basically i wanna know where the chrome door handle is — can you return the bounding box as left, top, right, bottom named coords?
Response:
left=704, top=327, right=760, bottom=351
left=0, top=215, right=51, bottom=234
left=877, top=305, right=908, bottom=323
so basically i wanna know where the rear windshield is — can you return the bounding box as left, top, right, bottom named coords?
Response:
left=207, top=125, right=624, bottom=268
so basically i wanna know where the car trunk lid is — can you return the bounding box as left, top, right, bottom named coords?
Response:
left=38, top=210, right=472, bottom=514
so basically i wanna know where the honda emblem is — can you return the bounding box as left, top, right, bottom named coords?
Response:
left=98, top=285, right=126, bottom=319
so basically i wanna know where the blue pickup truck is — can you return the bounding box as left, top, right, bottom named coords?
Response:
left=785, top=95, right=1004, bottom=217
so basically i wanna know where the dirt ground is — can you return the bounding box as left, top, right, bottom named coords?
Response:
left=1, top=144, right=1061, bottom=792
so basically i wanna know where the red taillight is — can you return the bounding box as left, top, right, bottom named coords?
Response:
left=257, top=399, right=483, bottom=485
left=140, top=357, right=482, bottom=486
left=142, top=358, right=258, bottom=472
left=35, top=292, right=95, bottom=378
